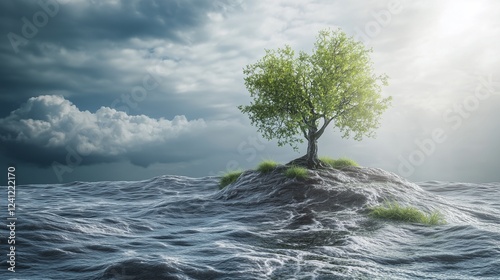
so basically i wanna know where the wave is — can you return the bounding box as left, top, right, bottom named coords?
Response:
left=3, top=167, right=500, bottom=279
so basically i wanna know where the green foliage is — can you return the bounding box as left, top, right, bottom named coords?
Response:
left=219, top=170, right=243, bottom=189
left=426, top=211, right=447, bottom=226
left=284, top=166, right=309, bottom=179
left=320, top=156, right=359, bottom=168
left=370, top=201, right=445, bottom=226
left=239, top=28, right=391, bottom=152
left=256, top=160, right=279, bottom=173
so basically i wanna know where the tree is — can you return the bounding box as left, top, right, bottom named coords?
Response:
left=239, top=28, right=392, bottom=168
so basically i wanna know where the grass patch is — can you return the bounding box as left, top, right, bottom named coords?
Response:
left=256, top=160, right=279, bottom=173
left=320, top=156, right=359, bottom=168
left=219, top=170, right=243, bottom=189
left=370, top=201, right=445, bottom=225
left=284, top=166, right=309, bottom=179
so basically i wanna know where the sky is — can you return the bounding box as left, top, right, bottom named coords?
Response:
left=0, top=0, right=499, bottom=185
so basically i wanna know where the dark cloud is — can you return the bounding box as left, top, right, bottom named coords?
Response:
left=0, top=0, right=222, bottom=114
left=1, top=0, right=214, bottom=49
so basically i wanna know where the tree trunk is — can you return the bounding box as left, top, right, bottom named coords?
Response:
left=306, top=128, right=319, bottom=168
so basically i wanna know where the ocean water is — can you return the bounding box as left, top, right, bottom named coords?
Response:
left=1, top=167, right=499, bottom=280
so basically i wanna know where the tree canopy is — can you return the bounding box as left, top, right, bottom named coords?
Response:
left=239, top=28, right=392, bottom=167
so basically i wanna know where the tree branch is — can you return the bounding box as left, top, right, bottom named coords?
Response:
left=314, top=117, right=334, bottom=138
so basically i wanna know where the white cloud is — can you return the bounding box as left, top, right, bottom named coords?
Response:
left=0, top=95, right=206, bottom=161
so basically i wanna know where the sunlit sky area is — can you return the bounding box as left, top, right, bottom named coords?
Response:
left=0, top=0, right=499, bottom=184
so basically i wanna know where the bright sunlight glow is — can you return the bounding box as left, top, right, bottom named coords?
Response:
left=438, top=0, right=484, bottom=36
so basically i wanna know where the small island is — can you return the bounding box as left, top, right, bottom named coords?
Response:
left=223, top=29, right=444, bottom=226
left=218, top=157, right=445, bottom=226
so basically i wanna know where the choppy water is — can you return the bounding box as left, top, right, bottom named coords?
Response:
left=1, top=167, right=499, bottom=279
